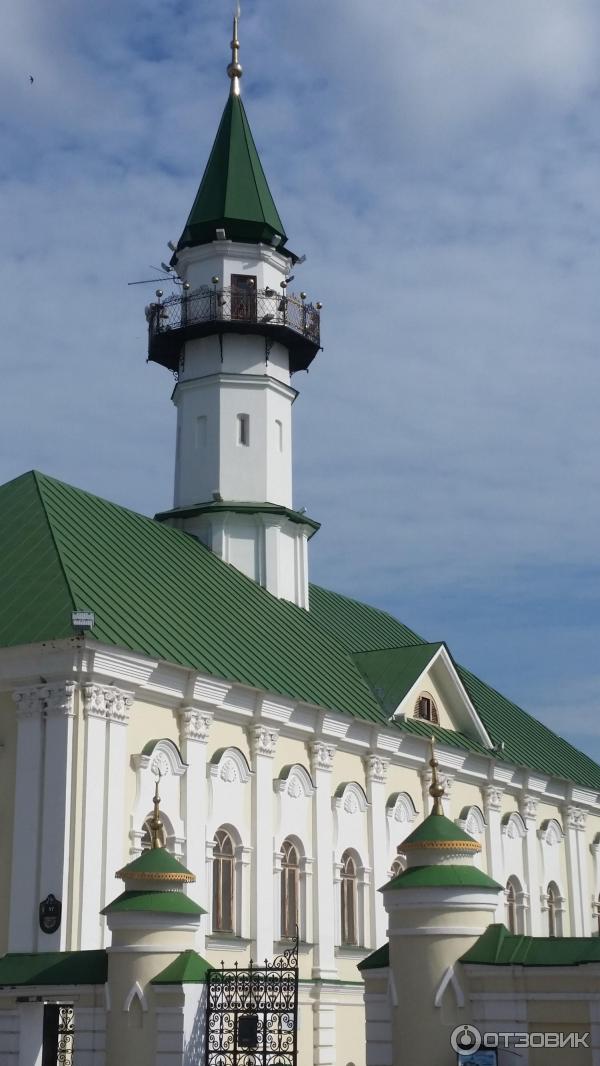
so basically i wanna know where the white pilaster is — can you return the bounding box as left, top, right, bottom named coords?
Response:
left=310, top=741, right=337, bottom=981
left=364, top=754, right=389, bottom=945
left=519, top=794, right=541, bottom=935
left=80, top=685, right=109, bottom=948
left=312, top=1000, right=336, bottom=1066
left=563, top=804, right=588, bottom=935
left=248, top=724, right=278, bottom=962
left=17, top=1003, right=44, bottom=1066
left=36, top=682, right=76, bottom=951
left=178, top=706, right=213, bottom=951
left=9, top=687, right=45, bottom=951
left=482, top=785, right=505, bottom=923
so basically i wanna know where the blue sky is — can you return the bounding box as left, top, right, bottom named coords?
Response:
left=2, top=1, right=600, bottom=760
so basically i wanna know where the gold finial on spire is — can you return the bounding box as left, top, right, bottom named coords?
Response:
left=428, top=736, right=445, bottom=816
left=227, top=5, right=243, bottom=96
left=149, top=772, right=164, bottom=849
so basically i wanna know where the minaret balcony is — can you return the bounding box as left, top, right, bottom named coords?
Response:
left=147, top=286, right=321, bottom=375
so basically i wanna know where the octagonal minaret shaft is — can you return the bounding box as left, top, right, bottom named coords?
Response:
left=149, top=14, right=321, bottom=608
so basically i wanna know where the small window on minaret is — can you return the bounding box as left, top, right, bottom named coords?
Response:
left=196, top=416, right=207, bottom=448
left=237, top=414, right=250, bottom=447
left=275, top=419, right=283, bottom=451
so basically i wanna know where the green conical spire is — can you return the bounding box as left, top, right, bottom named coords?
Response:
left=176, top=93, right=287, bottom=253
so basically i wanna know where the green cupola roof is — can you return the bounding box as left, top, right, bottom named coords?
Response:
left=176, top=93, right=287, bottom=254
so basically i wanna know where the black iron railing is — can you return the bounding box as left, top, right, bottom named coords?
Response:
left=147, top=286, right=320, bottom=347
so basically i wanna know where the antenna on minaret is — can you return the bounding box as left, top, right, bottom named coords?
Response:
left=227, top=4, right=243, bottom=96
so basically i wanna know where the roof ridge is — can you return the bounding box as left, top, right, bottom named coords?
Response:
left=353, top=641, right=442, bottom=658
left=31, top=471, right=78, bottom=614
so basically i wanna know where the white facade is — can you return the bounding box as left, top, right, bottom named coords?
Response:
left=2, top=640, right=600, bottom=1065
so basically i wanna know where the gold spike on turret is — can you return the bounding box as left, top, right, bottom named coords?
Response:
left=148, top=772, right=164, bottom=849
left=227, top=5, right=243, bottom=96
left=429, top=736, right=445, bottom=816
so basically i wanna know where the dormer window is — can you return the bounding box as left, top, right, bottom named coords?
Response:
left=414, top=692, right=439, bottom=724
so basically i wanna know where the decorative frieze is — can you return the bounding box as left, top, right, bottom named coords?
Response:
left=310, top=741, right=336, bottom=774
left=82, top=683, right=132, bottom=724
left=364, top=754, right=389, bottom=785
left=178, top=707, right=213, bottom=744
left=249, top=724, right=279, bottom=759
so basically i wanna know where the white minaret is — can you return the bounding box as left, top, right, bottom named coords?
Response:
left=149, top=14, right=321, bottom=608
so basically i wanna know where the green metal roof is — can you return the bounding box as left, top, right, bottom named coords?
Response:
left=151, top=950, right=212, bottom=985
left=357, top=943, right=389, bottom=972
left=2, top=470, right=600, bottom=791
left=176, top=94, right=287, bottom=253
left=461, top=924, right=600, bottom=966
left=399, top=812, right=478, bottom=850
left=353, top=643, right=443, bottom=716
left=381, top=865, right=502, bottom=892
left=116, top=847, right=195, bottom=883
left=101, top=890, right=204, bottom=916
left=0, top=950, right=107, bottom=987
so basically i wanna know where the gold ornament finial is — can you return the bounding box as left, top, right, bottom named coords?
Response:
left=227, top=6, right=243, bottom=96
left=149, top=772, right=164, bottom=849
left=428, top=736, right=445, bottom=816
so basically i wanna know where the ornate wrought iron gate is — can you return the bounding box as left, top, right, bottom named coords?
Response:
left=205, top=938, right=299, bottom=1065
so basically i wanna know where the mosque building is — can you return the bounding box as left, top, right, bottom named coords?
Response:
left=1, top=15, right=600, bottom=1066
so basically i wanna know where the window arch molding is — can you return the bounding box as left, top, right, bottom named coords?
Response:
left=386, top=791, right=418, bottom=826
left=130, top=738, right=186, bottom=858
left=457, top=805, right=486, bottom=839
left=501, top=812, right=527, bottom=840
left=538, top=818, right=564, bottom=847
left=208, top=747, right=252, bottom=784
left=276, top=764, right=315, bottom=799
left=334, top=781, right=369, bottom=816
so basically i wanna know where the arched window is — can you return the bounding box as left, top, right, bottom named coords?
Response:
left=506, top=879, right=517, bottom=933
left=281, top=839, right=300, bottom=939
left=390, top=847, right=405, bottom=879
left=547, top=881, right=562, bottom=937
left=341, top=850, right=359, bottom=946
left=414, top=692, right=439, bottom=724
left=213, top=828, right=235, bottom=932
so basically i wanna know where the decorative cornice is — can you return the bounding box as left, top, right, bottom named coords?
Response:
left=83, top=683, right=132, bottom=724
left=13, top=681, right=76, bottom=719
left=248, top=724, right=279, bottom=760
left=310, top=741, right=336, bottom=774
left=364, top=754, right=389, bottom=785
left=178, top=707, right=213, bottom=744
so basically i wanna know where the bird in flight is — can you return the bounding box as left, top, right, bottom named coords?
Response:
left=29, top=75, right=34, bottom=84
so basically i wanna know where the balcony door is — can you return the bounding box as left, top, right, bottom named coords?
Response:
left=231, top=274, right=257, bottom=322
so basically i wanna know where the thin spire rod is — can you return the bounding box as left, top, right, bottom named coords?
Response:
left=428, top=736, right=445, bottom=816
left=227, top=6, right=243, bottom=96
left=149, top=772, right=164, bottom=849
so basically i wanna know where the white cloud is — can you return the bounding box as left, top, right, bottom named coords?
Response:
left=2, top=0, right=600, bottom=752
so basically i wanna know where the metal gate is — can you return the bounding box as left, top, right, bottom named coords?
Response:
left=205, top=937, right=299, bottom=1065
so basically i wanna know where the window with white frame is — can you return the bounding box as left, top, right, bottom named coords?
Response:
left=341, top=849, right=359, bottom=946
left=213, top=828, right=235, bottom=933
left=414, top=691, right=439, bottom=724
left=546, top=881, right=563, bottom=937
left=281, top=839, right=300, bottom=939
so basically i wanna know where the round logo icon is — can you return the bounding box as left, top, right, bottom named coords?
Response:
left=450, top=1024, right=482, bottom=1054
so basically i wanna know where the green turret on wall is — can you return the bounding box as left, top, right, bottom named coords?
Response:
left=101, top=778, right=210, bottom=1064
left=360, top=740, right=502, bottom=1063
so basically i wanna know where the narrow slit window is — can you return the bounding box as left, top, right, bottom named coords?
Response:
left=237, top=414, right=250, bottom=447
left=275, top=419, right=283, bottom=452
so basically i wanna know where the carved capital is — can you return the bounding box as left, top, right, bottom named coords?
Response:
left=564, top=804, right=587, bottom=831
left=178, top=707, right=213, bottom=744
left=483, top=785, right=504, bottom=812
left=83, top=684, right=132, bottom=724
left=364, top=754, right=389, bottom=785
left=519, top=794, right=539, bottom=823
left=14, top=682, right=75, bottom=719
left=310, top=740, right=336, bottom=774
left=421, top=767, right=452, bottom=799
left=249, top=724, right=279, bottom=759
